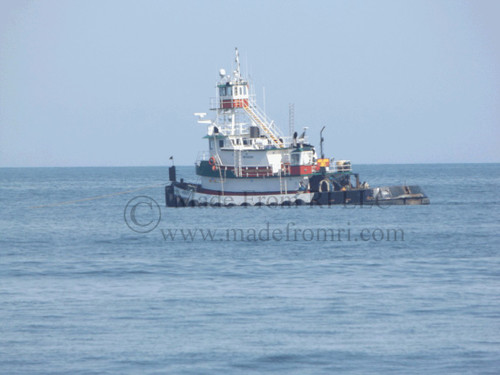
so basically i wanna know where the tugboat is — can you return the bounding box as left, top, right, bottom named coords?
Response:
left=165, top=48, right=429, bottom=207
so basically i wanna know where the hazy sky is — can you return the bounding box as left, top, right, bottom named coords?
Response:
left=1, top=0, right=499, bottom=167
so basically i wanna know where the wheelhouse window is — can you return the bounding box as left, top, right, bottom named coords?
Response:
left=303, top=151, right=313, bottom=164
left=219, top=139, right=224, bottom=148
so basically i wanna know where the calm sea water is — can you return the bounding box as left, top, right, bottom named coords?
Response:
left=1, top=164, right=499, bottom=374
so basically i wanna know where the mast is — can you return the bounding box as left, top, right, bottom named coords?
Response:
left=197, top=48, right=286, bottom=148
left=234, top=47, right=241, bottom=80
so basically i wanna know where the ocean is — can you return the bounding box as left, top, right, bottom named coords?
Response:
left=1, top=163, right=499, bottom=374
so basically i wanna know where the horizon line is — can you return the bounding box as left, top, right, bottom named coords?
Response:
left=1, top=161, right=499, bottom=169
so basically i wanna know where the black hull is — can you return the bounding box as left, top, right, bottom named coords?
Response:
left=165, top=182, right=429, bottom=207
left=311, top=185, right=429, bottom=206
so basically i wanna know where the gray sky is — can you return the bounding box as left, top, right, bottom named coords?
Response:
left=1, top=0, right=499, bottom=167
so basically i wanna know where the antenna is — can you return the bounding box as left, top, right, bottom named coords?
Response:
left=234, top=47, right=240, bottom=79
left=289, top=103, right=295, bottom=137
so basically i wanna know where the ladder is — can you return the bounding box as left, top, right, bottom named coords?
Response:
left=243, top=104, right=284, bottom=148
left=238, top=150, right=242, bottom=177
left=233, top=149, right=242, bottom=177
left=278, top=170, right=288, bottom=195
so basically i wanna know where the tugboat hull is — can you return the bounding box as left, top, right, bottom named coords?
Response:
left=165, top=182, right=429, bottom=207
